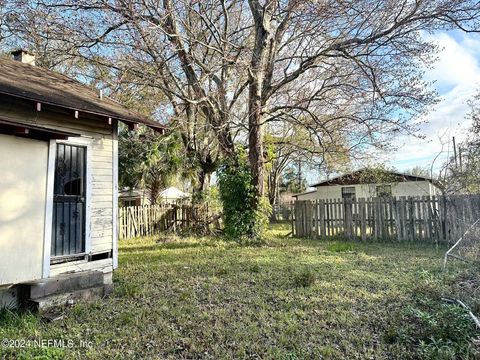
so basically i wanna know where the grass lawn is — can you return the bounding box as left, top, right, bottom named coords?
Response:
left=1, top=226, right=479, bottom=359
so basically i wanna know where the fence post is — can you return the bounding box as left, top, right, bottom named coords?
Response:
left=306, top=200, right=313, bottom=237
left=318, top=200, right=325, bottom=238
left=398, top=197, right=406, bottom=241
left=344, top=198, right=352, bottom=240
left=326, top=199, right=331, bottom=237
left=291, top=201, right=295, bottom=237
left=294, top=201, right=301, bottom=237
left=359, top=198, right=366, bottom=241
left=290, top=201, right=295, bottom=237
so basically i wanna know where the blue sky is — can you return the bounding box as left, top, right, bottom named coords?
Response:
left=389, top=30, right=480, bottom=173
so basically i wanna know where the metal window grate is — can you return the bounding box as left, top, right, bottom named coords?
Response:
left=341, top=186, right=356, bottom=199
left=51, top=144, right=86, bottom=257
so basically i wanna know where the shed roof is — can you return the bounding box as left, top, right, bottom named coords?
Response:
left=159, top=187, right=190, bottom=199
left=0, top=57, right=165, bottom=131
left=292, top=190, right=316, bottom=198
left=311, top=168, right=433, bottom=187
left=118, top=188, right=149, bottom=198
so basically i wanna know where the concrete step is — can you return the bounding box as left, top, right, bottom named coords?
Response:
left=22, top=271, right=105, bottom=300
left=28, top=285, right=107, bottom=312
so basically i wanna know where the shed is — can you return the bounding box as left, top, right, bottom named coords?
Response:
left=0, top=51, right=164, bottom=310
left=293, top=169, right=440, bottom=201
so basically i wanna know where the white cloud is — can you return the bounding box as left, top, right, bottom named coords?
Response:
left=424, top=32, right=480, bottom=88
left=391, top=31, right=480, bottom=173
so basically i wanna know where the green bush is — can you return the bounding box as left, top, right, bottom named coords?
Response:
left=217, top=151, right=270, bottom=242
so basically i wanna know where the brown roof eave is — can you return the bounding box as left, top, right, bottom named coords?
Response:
left=0, top=118, right=80, bottom=140
left=0, top=89, right=166, bottom=133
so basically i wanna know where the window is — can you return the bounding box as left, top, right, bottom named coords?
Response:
left=123, top=199, right=139, bottom=207
left=376, top=184, right=392, bottom=198
left=341, top=186, right=356, bottom=199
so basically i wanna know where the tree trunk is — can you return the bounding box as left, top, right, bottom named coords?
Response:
left=193, top=152, right=218, bottom=200
left=194, top=167, right=213, bottom=199
left=149, top=176, right=161, bottom=205
left=248, top=84, right=265, bottom=209
left=248, top=0, right=272, bottom=211
left=267, top=169, right=280, bottom=206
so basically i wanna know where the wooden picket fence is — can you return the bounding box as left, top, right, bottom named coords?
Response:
left=292, top=195, right=480, bottom=243
left=118, top=204, right=197, bottom=239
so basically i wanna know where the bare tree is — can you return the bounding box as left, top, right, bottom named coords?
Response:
left=265, top=123, right=350, bottom=205
left=3, top=0, right=480, bottom=219
left=440, top=92, right=480, bottom=194
left=1, top=0, right=237, bottom=197
left=244, top=0, right=480, bottom=209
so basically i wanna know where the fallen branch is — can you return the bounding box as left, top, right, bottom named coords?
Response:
left=442, top=297, right=480, bottom=329
left=444, top=218, right=480, bottom=269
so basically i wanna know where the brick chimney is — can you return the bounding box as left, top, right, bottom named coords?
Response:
left=11, top=49, right=36, bottom=66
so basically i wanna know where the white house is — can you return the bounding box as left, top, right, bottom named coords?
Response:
left=119, top=186, right=190, bottom=206
left=293, top=169, right=440, bottom=201
left=0, top=50, right=164, bottom=310
left=119, top=188, right=151, bottom=207
left=159, top=186, right=191, bottom=204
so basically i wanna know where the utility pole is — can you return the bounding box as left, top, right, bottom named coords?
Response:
left=453, top=136, right=458, bottom=168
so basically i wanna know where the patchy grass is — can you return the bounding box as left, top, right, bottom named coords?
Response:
left=326, top=242, right=357, bottom=253
left=1, top=232, right=479, bottom=359
left=268, top=222, right=292, bottom=237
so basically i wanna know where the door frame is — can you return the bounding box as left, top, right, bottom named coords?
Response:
left=42, top=137, right=92, bottom=278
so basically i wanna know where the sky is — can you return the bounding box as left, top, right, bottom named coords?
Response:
left=303, top=30, right=480, bottom=186
left=389, top=30, right=480, bottom=173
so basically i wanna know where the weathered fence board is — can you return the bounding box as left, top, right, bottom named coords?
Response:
left=118, top=204, right=197, bottom=239
left=292, top=195, right=480, bottom=243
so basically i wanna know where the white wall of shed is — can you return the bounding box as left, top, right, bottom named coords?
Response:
left=295, top=181, right=439, bottom=201
left=0, top=135, right=48, bottom=285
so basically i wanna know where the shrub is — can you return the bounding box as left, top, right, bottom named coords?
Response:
left=217, top=151, right=271, bottom=242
